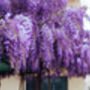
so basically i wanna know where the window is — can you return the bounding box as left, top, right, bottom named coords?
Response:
left=26, top=77, right=67, bottom=90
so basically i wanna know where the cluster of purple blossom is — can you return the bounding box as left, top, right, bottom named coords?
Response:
left=0, top=0, right=90, bottom=77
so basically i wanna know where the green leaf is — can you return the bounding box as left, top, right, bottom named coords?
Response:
left=0, top=63, right=11, bottom=72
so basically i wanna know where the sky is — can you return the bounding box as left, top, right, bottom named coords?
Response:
left=80, top=0, right=90, bottom=31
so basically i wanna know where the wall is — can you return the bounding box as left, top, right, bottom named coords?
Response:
left=68, top=77, right=85, bottom=90
left=0, top=76, right=86, bottom=90
left=68, top=0, right=80, bottom=8
left=0, top=76, right=20, bottom=90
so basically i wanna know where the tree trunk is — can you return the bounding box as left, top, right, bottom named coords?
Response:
left=38, top=74, right=41, bottom=90
left=48, top=74, right=51, bottom=90
left=0, top=76, right=1, bottom=90
left=19, top=76, right=24, bottom=90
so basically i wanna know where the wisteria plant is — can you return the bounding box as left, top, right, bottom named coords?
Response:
left=0, top=0, right=90, bottom=90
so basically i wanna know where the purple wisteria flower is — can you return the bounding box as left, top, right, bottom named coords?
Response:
left=1, top=0, right=90, bottom=78
left=3, top=14, right=34, bottom=73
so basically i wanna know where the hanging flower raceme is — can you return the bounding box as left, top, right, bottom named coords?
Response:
left=10, top=0, right=29, bottom=14
left=0, top=0, right=11, bottom=18
left=27, top=0, right=68, bottom=24
left=40, top=24, right=55, bottom=70
left=27, top=24, right=40, bottom=72
left=0, top=34, right=3, bottom=62
left=0, top=19, right=9, bottom=62
left=3, top=13, right=33, bottom=73
left=0, top=20, right=4, bottom=61
left=0, top=19, right=12, bottom=76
